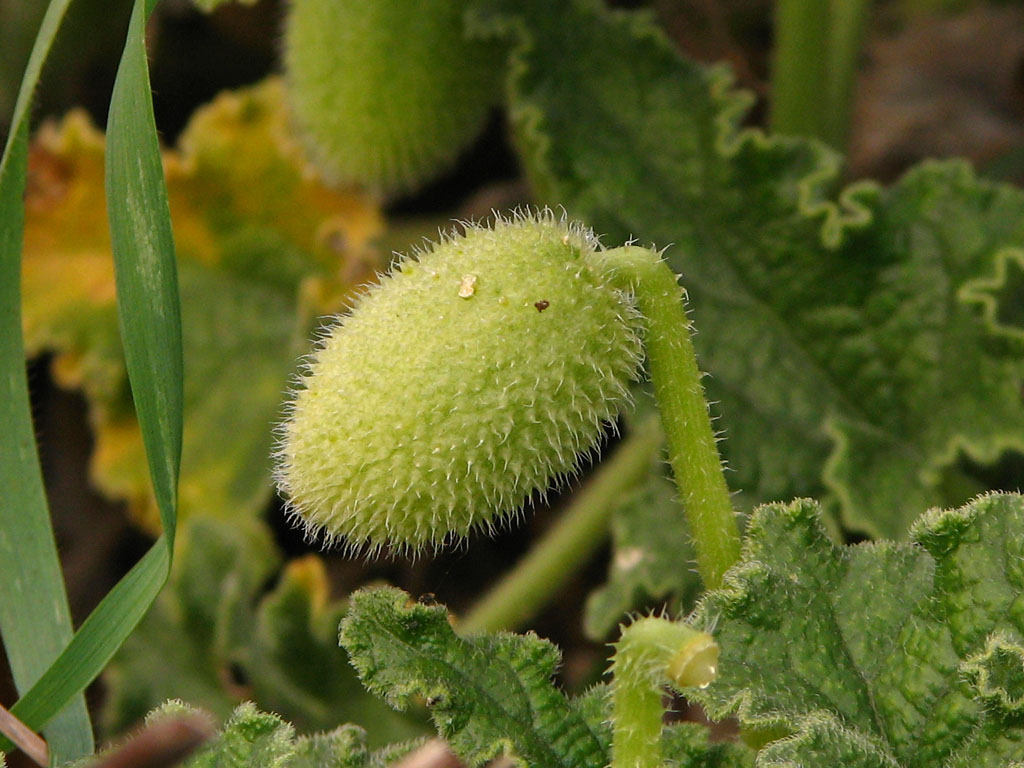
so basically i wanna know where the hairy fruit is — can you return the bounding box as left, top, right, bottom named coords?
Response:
left=283, top=0, right=504, bottom=195
left=275, top=213, right=644, bottom=553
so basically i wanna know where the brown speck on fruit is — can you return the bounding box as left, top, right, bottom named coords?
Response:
left=534, top=300, right=550, bottom=312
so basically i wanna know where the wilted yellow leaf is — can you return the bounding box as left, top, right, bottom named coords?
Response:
left=23, top=78, right=385, bottom=531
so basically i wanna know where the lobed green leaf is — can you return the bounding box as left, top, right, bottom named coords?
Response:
left=690, top=492, right=1024, bottom=766
left=340, top=586, right=608, bottom=768
left=468, top=0, right=1024, bottom=538
left=342, top=595, right=754, bottom=767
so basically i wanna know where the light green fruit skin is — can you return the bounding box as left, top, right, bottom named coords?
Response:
left=276, top=214, right=644, bottom=553
left=284, top=0, right=504, bottom=195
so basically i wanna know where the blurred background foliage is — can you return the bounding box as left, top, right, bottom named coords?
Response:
left=4, top=0, right=1024, bottom=762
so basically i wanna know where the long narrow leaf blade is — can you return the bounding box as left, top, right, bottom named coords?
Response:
left=106, top=0, right=183, bottom=534
left=0, top=0, right=96, bottom=761
left=4, top=545, right=170, bottom=737
left=1, top=0, right=181, bottom=754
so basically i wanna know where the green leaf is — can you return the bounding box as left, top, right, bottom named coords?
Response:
left=962, top=634, right=1024, bottom=717
left=662, top=723, right=756, bottom=768
left=0, top=0, right=94, bottom=757
left=960, top=248, right=1024, bottom=344
left=107, top=0, right=181, bottom=539
left=289, top=728, right=420, bottom=768
left=187, top=703, right=295, bottom=768
left=289, top=727, right=367, bottom=768
left=340, top=586, right=607, bottom=768
left=468, top=0, right=1024, bottom=538
left=103, top=520, right=424, bottom=745
left=1, top=0, right=187, bottom=755
left=689, top=493, right=1024, bottom=766
left=583, top=466, right=700, bottom=640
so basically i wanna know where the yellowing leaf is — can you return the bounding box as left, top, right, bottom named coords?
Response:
left=22, top=78, right=384, bottom=530
left=24, top=113, right=123, bottom=400
left=165, top=78, right=381, bottom=279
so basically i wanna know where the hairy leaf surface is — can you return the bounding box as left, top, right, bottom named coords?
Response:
left=343, top=590, right=753, bottom=767
left=468, top=0, right=1024, bottom=537
left=690, top=493, right=1024, bottom=766
left=340, top=586, right=608, bottom=768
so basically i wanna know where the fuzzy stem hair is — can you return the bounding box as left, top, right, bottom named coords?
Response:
left=593, top=246, right=741, bottom=589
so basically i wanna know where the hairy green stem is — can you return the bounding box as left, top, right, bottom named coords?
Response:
left=459, top=415, right=664, bottom=634
left=595, top=247, right=740, bottom=589
left=611, top=616, right=718, bottom=768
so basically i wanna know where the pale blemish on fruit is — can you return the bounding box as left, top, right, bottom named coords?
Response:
left=458, top=274, right=478, bottom=298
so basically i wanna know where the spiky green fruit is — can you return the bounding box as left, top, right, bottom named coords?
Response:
left=275, top=213, right=644, bottom=553
left=283, top=0, right=504, bottom=195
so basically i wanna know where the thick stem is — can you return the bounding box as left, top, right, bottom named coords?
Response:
left=772, top=0, right=873, bottom=152
left=824, top=0, right=872, bottom=151
left=770, top=0, right=829, bottom=141
left=611, top=617, right=718, bottom=768
left=594, top=247, right=740, bottom=589
left=459, top=415, right=664, bottom=634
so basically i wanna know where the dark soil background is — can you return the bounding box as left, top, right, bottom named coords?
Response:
left=3, top=0, right=1024, bottom=765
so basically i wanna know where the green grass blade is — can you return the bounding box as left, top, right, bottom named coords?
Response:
left=3, top=545, right=170, bottom=740
left=0, top=0, right=96, bottom=761
left=105, top=0, right=182, bottom=534
left=1, top=0, right=180, bottom=756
